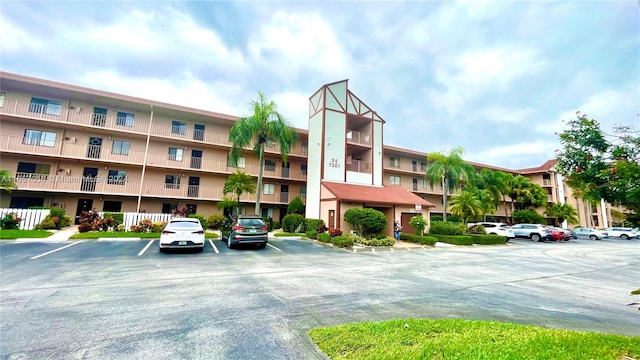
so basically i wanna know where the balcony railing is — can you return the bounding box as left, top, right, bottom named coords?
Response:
left=346, top=130, right=371, bottom=145
left=346, top=159, right=371, bottom=174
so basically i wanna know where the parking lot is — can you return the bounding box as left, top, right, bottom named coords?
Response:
left=2, top=237, right=639, bottom=359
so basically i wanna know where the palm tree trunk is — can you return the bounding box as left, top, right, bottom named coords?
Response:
left=255, top=145, right=265, bottom=216
left=442, top=176, right=448, bottom=222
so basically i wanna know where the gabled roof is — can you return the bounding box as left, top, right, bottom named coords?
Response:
left=322, top=181, right=434, bottom=207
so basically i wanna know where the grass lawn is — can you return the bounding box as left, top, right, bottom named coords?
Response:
left=69, top=232, right=219, bottom=239
left=273, top=232, right=304, bottom=237
left=0, top=229, right=55, bottom=239
left=309, top=319, right=640, bottom=360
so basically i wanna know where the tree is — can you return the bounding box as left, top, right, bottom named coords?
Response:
left=555, top=112, right=640, bottom=220
left=217, top=197, right=238, bottom=218
left=545, top=202, right=579, bottom=226
left=0, top=170, right=16, bottom=192
left=223, top=171, right=256, bottom=216
left=425, top=147, right=475, bottom=222
left=448, top=191, right=484, bottom=224
left=506, top=175, right=547, bottom=211
left=228, top=92, right=298, bottom=215
left=287, top=196, right=305, bottom=215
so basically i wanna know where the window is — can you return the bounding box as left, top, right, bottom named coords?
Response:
left=266, top=139, right=277, bottom=148
left=419, top=178, right=427, bottom=188
left=107, top=170, right=127, bottom=185
left=23, top=129, right=56, bottom=147
left=265, top=159, right=276, bottom=172
left=112, top=140, right=130, bottom=156
left=116, top=112, right=134, bottom=127
left=103, top=201, right=122, bottom=212
left=390, top=175, right=401, bottom=185
left=300, top=185, right=306, bottom=198
left=29, top=97, right=62, bottom=116
left=263, top=183, right=275, bottom=195
left=0, top=92, right=4, bottom=108
left=16, top=162, right=50, bottom=180
left=301, top=142, right=308, bottom=154
left=165, top=175, right=181, bottom=189
left=168, top=148, right=183, bottom=161
left=389, top=157, right=400, bottom=168
left=301, top=164, right=307, bottom=175
left=227, top=155, right=245, bottom=168
left=421, top=162, right=427, bottom=171
left=171, top=121, right=186, bottom=135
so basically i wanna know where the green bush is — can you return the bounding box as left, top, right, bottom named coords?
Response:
left=344, top=208, right=387, bottom=237
left=282, top=214, right=305, bottom=232
left=330, top=235, right=354, bottom=248
left=188, top=214, right=208, bottom=229
left=272, top=221, right=281, bottom=230
left=0, top=213, right=21, bottom=229
left=355, top=236, right=396, bottom=247
left=151, top=221, right=166, bottom=233
left=305, top=218, right=325, bottom=233
left=409, top=215, right=428, bottom=236
left=206, top=214, right=226, bottom=230
left=430, top=234, right=474, bottom=245
left=287, top=196, right=305, bottom=215
left=466, top=224, right=486, bottom=234
left=117, top=224, right=126, bottom=232
left=103, top=212, right=124, bottom=226
left=513, top=209, right=545, bottom=224
left=400, top=233, right=438, bottom=245
left=305, top=230, right=318, bottom=240
left=35, top=218, right=57, bottom=230
left=317, top=233, right=331, bottom=243
left=467, top=234, right=507, bottom=245
left=429, top=221, right=465, bottom=235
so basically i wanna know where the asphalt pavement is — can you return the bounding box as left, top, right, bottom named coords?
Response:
left=1, top=237, right=638, bottom=359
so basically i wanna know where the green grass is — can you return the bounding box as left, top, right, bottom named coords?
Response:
left=69, top=232, right=219, bottom=239
left=273, top=232, right=304, bottom=237
left=0, top=229, right=55, bottom=239
left=308, top=318, right=640, bottom=360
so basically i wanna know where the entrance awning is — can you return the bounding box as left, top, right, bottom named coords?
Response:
left=321, top=181, right=434, bottom=207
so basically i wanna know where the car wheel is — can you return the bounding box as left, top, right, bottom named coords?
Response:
left=227, top=237, right=234, bottom=249
left=258, top=243, right=266, bottom=249
left=589, top=235, right=597, bottom=240
left=621, top=234, right=629, bottom=240
left=531, top=233, right=541, bottom=242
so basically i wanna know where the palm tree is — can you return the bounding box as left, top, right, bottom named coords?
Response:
left=448, top=191, right=484, bottom=224
left=217, top=197, right=238, bottom=218
left=0, top=170, right=16, bottom=192
left=223, top=171, right=256, bottom=216
left=228, top=92, right=298, bottom=215
left=470, top=188, right=495, bottom=221
left=545, top=203, right=579, bottom=226
left=425, top=146, right=475, bottom=222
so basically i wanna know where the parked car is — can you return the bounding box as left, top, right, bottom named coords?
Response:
left=221, top=215, right=269, bottom=249
left=573, top=227, right=609, bottom=240
left=549, top=226, right=575, bottom=241
left=602, top=227, right=638, bottom=240
left=510, top=224, right=553, bottom=242
left=159, top=217, right=205, bottom=252
left=468, top=222, right=515, bottom=241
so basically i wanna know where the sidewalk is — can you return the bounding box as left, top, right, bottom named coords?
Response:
left=17, top=225, right=79, bottom=242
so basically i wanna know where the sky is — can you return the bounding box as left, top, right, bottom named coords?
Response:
left=1, top=1, right=638, bottom=170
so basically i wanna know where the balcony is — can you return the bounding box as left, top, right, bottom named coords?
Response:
left=346, top=159, right=371, bottom=174
left=12, top=172, right=141, bottom=196
left=346, top=130, right=371, bottom=146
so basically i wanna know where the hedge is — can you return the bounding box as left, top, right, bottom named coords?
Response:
left=400, top=233, right=438, bottom=246
left=467, top=234, right=507, bottom=245
left=429, top=234, right=474, bottom=245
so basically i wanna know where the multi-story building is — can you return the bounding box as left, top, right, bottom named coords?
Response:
left=0, top=72, right=618, bottom=230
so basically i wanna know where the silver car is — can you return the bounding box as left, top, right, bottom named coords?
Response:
left=510, top=224, right=552, bottom=242
left=573, top=227, right=608, bottom=240
left=602, top=227, right=637, bottom=240
left=221, top=215, right=269, bottom=249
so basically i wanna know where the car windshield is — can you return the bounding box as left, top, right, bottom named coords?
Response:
left=238, top=218, right=265, bottom=227
left=166, top=222, right=202, bottom=230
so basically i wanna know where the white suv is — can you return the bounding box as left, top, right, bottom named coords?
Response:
left=469, top=222, right=515, bottom=241
left=603, top=227, right=637, bottom=240
left=510, top=224, right=553, bottom=242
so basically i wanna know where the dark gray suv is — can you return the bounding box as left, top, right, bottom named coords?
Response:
left=221, top=215, right=269, bottom=249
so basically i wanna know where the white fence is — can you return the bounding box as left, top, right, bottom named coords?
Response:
left=0, top=208, right=51, bottom=230
left=99, top=212, right=174, bottom=231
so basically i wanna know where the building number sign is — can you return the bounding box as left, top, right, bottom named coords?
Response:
left=329, top=158, right=341, bottom=168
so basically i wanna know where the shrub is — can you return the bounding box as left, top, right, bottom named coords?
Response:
left=305, top=218, right=324, bottom=233
left=429, top=221, right=465, bottom=235
left=344, top=208, right=387, bottom=237
left=317, top=233, right=331, bottom=243
left=138, top=219, right=153, bottom=232
left=206, top=214, right=226, bottom=230
left=151, top=221, right=166, bottom=233
left=305, top=230, right=318, bottom=240
left=282, top=214, right=305, bottom=232
left=409, top=215, right=428, bottom=236
left=272, top=221, right=281, bottom=230
left=188, top=214, right=208, bottom=229
left=513, top=209, right=545, bottom=224
left=329, top=228, right=343, bottom=237
left=330, top=235, right=354, bottom=248
left=354, top=235, right=396, bottom=247
left=103, top=212, right=124, bottom=226
left=447, top=215, right=461, bottom=222
left=287, top=196, right=305, bottom=215
left=172, top=205, right=189, bottom=217
left=78, top=222, right=93, bottom=233
left=35, top=218, right=57, bottom=230
left=466, top=224, right=486, bottom=235
left=400, top=233, right=438, bottom=246
left=468, top=234, right=506, bottom=245
left=0, top=213, right=21, bottom=229
left=116, top=224, right=126, bottom=232
left=430, top=234, right=474, bottom=245
left=317, top=224, right=328, bottom=233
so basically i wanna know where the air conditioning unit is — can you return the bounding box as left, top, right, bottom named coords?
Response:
left=64, top=169, right=71, bottom=176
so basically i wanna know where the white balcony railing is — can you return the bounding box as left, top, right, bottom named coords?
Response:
left=346, top=130, right=371, bottom=145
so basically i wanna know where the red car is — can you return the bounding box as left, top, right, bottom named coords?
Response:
left=550, top=228, right=567, bottom=241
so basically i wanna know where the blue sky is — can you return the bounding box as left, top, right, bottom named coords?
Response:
left=1, top=1, right=638, bottom=170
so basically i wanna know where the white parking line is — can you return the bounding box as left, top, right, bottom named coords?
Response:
left=30, top=242, right=80, bottom=260
left=137, top=239, right=155, bottom=256
left=266, top=243, right=282, bottom=252
left=209, top=239, right=219, bottom=254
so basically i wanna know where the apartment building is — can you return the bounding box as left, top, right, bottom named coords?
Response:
left=0, top=72, right=615, bottom=229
